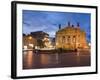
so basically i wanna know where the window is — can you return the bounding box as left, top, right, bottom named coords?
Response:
left=67, top=36, right=70, bottom=43
left=62, top=36, right=65, bottom=43
left=73, top=36, right=76, bottom=43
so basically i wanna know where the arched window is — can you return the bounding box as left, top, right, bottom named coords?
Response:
left=67, top=36, right=70, bottom=43
left=73, top=36, right=76, bottom=43
left=62, top=36, right=65, bottom=43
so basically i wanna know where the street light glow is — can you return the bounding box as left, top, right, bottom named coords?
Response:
left=28, top=36, right=32, bottom=40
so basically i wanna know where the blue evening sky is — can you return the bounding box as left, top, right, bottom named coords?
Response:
left=22, top=10, right=91, bottom=43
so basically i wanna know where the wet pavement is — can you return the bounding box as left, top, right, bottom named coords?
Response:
left=23, top=50, right=90, bottom=69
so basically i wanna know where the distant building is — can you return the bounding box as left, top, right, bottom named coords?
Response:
left=31, top=31, right=49, bottom=40
left=30, top=31, right=49, bottom=48
left=23, top=35, right=37, bottom=49
left=55, top=22, right=89, bottom=50
left=42, top=35, right=53, bottom=48
left=49, top=37, right=55, bottom=47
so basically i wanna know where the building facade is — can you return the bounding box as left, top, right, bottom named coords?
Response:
left=55, top=22, right=89, bottom=50
left=42, top=35, right=53, bottom=48
left=23, top=35, right=37, bottom=49
left=30, top=31, right=49, bottom=40
left=30, top=31, right=49, bottom=48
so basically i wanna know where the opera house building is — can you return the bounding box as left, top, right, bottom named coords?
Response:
left=55, top=22, right=89, bottom=50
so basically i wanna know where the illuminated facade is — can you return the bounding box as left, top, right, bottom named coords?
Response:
left=55, top=22, right=89, bottom=50
left=42, top=35, right=53, bottom=48
left=30, top=31, right=49, bottom=48
left=23, top=31, right=50, bottom=49
left=23, top=35, right=37, bottom=49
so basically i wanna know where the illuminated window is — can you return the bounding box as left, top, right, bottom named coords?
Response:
left=73, top=36, right=76, bottom=43
left=67, top=36, right=70, bottom=43
left=62, top=36, right=65, bottom=43
left=24, top=46, right=27, bottom=50
left=29, top=44, right=34, bottom=47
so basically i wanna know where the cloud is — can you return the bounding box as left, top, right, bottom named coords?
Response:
left=22, top=10, right=91, bottom=42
